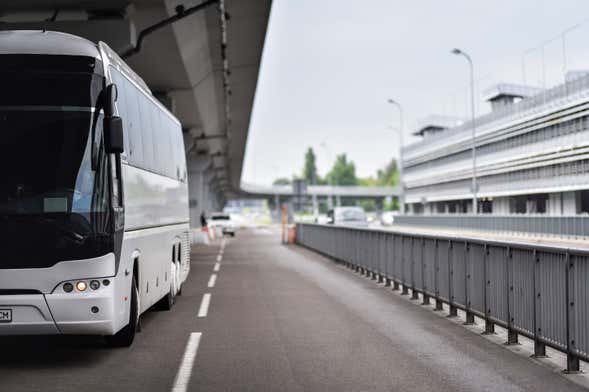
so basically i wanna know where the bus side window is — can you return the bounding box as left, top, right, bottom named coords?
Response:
left=150, top=104, right=165, bottom=176
left=139, top=94, right=155, bottom=172
left=126, top=81, right=144, bottom=167
left=172, top=121, right=184, bottom=181
left=162, top=113, right=175, bottom=178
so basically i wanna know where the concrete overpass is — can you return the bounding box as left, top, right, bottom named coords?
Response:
left=241, top=183, right=400, bottom=198
left=0, top=0, right=272, bottom=226
left=241, top=182, right=400, bottom=211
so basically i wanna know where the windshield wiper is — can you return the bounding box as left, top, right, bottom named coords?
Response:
left=40, top=217, right=87, bottom=244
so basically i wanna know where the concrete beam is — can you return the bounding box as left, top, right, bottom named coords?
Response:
left=0, top=19, right=136, bottom=54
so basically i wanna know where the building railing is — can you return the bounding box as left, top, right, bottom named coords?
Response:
left=393, top=214, right=589, bottom=239
left=296, top=223, right=589, bottom=372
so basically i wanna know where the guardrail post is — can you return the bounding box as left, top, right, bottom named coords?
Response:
left=384, top=232, right=391, bottom=284
left=411, top=237, right=420, bottom=300
left=391, top=234, right=399, bottom=290
left=506, top=247, right=519, bottom=345
left=434, top=239, right=444, bottom=311
left=401, top=237, right=409, bottom=295
left=422, top=238, right=431, bottom=305
left=448, top=240, right=458, bottom=317
left=365, top=233, right=371, bottom=276
left=378, top=233, right=385, bottom=283
left=565, top=252, right=580, bottom=373
left=464, top=242, right=475, bottom=325
left=532, top=250, right=546, bottom=357
left=483, top=245, right=495, bottom=334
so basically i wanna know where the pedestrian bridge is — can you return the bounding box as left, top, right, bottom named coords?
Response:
left=240, top=182, right=400, bottom=197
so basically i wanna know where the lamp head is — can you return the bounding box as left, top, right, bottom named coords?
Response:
left=451, top=48, right=462, bottom=55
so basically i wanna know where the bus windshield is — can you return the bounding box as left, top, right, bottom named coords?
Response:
left=0, top=110, right=104, bottom=216
left=0, top=54, right=113, bottom=269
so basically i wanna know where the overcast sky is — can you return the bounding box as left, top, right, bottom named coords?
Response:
left=241, top=0, right=589, bottom=185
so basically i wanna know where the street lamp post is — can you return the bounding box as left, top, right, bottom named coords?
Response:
left=451, top=48, right=478, bottom=214
left=387, top=99, right=404, bottom=213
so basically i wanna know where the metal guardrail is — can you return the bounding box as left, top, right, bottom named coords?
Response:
left=393, top=215, right=589, bottom=239
left=296, top=223, right=589, bottom=372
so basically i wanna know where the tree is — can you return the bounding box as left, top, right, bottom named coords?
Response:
left=358, top=199, right=377, bottom=212
left=326, top=154, right=357, bottom=186
left=272, top=177, right=291, bottom=186
left=375, top=158, right=399, bottom=186
left=302, top=147, right=319, bottom=185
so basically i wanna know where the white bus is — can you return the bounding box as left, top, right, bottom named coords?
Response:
left=0, top=31, right=190, bottom=346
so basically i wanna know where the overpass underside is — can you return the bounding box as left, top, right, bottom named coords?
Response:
left=0, top=0, right=272, bottom=224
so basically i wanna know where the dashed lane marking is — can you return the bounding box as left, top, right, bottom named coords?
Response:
left=171, top=332, right=202, bottom=392
left=207, top=274, right=217, bottom=288
left=197, top=293, right=211, bottom=318
left=213, top=262, right=220, bottom=272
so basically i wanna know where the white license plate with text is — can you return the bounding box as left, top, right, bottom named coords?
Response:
left=0, top=309, right=12, bottom=323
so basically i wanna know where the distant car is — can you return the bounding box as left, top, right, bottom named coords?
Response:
left=315, top=214, right=330, bottom=224
left=327, top=207, right=368, bottom=227
left=209, top=213, right=236, bottom=237
left=380, top=211, right=396, bottom=226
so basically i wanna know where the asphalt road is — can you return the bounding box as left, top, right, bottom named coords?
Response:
left=0, top=227, right=587, bottom=391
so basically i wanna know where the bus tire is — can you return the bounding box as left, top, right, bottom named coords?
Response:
left=156, top=288, right=174, bottom=311
left=105, top=275, right=139, bottom=347
left=156, top=263, right=176, bottom=311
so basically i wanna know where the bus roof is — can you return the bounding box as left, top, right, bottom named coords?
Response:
left=0, top=30, right=101, bottom=58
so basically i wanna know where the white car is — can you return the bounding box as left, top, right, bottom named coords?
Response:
left=328, top=207, right=369, bottom=227
left=315, top=214, right=330, bottom=224
left=380, top=211, right=396, bottom=226
left=209, top=213, right=236, bottom=237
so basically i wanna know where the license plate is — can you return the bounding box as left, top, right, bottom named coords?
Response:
left=0, top=309, right=12, bottom=323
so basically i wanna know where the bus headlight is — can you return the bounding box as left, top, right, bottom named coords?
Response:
left=63, top=282, right=74, bottom=293
left=76, top=281, right=87, bottom=292
left=89, top=280, right=101, bottom=290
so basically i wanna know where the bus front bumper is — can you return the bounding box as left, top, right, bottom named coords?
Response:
left=0, top=253, right=120, bottom=336
left=0, top=284, right=118, bottom=336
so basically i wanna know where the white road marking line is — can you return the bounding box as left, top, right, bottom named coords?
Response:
left=171, top=332, right=202, bottom=392
left=197, top=293, right=211, bottom=317
left=213, top=262, right=220, bottom=272
left=207, top=274, right=217, bottom=288
left=216, top=254, right=222, bottom=262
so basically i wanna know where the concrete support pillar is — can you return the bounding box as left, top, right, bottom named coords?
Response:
left=205, top=171, right=220, bottom=213
left=187, top=156, right=212, bottom=228
left=312, top=194, right=318, bottom=216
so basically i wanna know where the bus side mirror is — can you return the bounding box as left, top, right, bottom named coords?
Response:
left=104, top=116, right=124, bottom=154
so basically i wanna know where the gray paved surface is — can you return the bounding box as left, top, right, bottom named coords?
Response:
left=0, top=227, right=587, bottom=391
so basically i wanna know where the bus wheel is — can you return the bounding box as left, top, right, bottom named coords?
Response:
left=105, top=275, right=139, bottom=347
left=156, top=263, right=176, bottom=311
